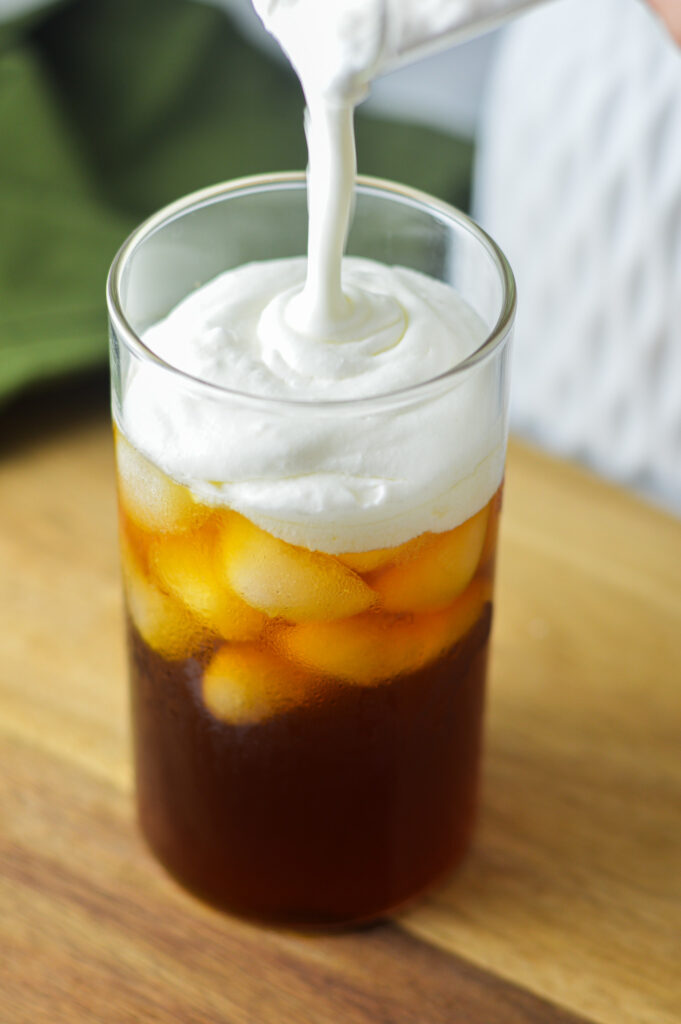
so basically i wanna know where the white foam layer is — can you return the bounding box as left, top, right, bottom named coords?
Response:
left=120, top=256, right=505, bottom=553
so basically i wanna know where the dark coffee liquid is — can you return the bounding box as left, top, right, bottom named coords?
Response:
left=128, top=605, right=491, bottom=928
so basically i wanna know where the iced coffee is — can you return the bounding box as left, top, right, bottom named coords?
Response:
left=115, top=410, right=503, bottom=923
left=108, top=165, right=514, bottom=927
left=106, top=0, right=518, bottom=925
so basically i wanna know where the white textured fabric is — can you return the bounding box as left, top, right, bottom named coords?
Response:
left=475, top=0, right=681, bottom=512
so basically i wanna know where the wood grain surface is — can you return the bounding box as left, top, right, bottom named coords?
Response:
left=1, top=384, right=680, bottom=1024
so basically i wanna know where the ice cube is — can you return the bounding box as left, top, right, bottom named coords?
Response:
left=276, top=612, right=422, bottom=684
left=202, top=644, right=310, bottom=725
left=277, top=578, right=491, bottom=685
left=150, top=523, right=266, bottom=642
left=115, top=430, right=206, bottom=534
left=221, top=515, right=376, bottom=622
left=370, top=505, right=489, bottom=613
left=120, top=535, right=208, bottom=659
left=337, top=533, right=426, bottom=574
left=478, top=489, right=502, bottom=571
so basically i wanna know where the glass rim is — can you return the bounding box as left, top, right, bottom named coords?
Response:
left=106, top=172, right=516, bottom=411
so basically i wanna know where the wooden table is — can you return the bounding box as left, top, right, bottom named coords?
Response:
left=1, top=385, right=680, bottom=1024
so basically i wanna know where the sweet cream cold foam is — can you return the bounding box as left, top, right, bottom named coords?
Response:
left=118, top=0, right=508, bottom=554
left=121, top=254, right=504, bottom=552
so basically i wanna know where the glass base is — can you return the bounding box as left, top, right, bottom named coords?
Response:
left=129, top=613, right=489, bottom=929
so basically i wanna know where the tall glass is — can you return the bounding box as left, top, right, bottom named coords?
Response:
left=107, top=174, right=515, bottom=928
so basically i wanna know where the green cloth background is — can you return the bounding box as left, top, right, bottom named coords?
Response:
left=0, top=0, right=473, bottom=405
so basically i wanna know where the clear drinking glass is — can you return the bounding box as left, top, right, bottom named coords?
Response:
left=106, top=173, right=515, bottom=928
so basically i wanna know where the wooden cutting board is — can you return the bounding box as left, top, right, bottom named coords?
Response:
left=1, top=384, right=679, bottom=1024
